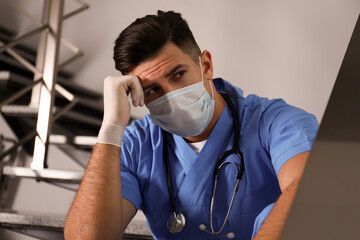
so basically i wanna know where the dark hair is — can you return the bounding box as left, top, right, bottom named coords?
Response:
left=113, top=10, right=201, bottom=74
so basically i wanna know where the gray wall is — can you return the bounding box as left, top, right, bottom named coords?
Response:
left=0, top=0, right=359, bottom=239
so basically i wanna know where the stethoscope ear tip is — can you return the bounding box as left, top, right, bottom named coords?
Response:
left=199, top=224, right=235, bottom=239
left=227, top=232, right=235, bottom=239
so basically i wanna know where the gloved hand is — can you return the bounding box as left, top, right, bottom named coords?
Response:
left=97, top=75, right=144, bottom=147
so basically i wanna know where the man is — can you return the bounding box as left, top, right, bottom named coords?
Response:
left=64, top=10, right=318, bottom=240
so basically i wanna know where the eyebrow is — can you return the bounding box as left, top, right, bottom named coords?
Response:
left=142, top=64, right=188, bottom=91
left=143, top=83, right=157, bottom=91
left=165, top=64, right=188, bottom=78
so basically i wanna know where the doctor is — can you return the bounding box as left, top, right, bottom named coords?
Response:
left=64, top=10, right=318, bottom=240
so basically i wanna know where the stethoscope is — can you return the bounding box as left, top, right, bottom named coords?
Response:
left=163, top=92, right=245, bottom=239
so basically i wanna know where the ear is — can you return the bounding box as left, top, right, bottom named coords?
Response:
left=200, top=50, right=214, bottom=80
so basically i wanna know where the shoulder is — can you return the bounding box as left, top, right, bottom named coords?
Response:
left=258, top=98, right=318, bottom=129
left=215, top=77, right=318, bottom=138
left=214, top=77, right=317, bottom=123
left=213, top=77, right=282, bottom=112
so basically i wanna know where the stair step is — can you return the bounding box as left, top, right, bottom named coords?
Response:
left=2, top=166, right=83, bottom=183
left=0, top=211, right=64, bottom=240
left=49, top=134, right=97, bottom=146
left=0, top=211, right=64, bottom=229
left=0, top=71, right=102, bottom=108
left=0, top=70, right=36, bottom=89
left=0, top=211, right=153, bottom=239
left=1, top=104, right=102, bottom=127
left=1, top=105, right=53, bottom=116
left=0, top=69, right=103, bottom=117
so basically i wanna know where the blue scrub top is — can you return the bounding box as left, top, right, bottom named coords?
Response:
left=120, top=78, right=319, bottom=240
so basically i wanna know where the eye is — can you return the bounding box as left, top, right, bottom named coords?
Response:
left=174, top=70, right=185, bottom=79
left=147, top=86, right=159, bottom=95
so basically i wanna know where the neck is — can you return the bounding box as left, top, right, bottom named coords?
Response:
left=184, top=89, right=226, bottom=143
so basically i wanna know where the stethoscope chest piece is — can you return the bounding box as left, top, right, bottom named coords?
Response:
left=167, top=212, right=186, bottom=233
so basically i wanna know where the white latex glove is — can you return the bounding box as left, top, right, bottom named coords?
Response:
left=97, top=75, right=144, bottom=147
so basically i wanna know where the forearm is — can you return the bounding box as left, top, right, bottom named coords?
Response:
left=253, top=178, right=300, bottom=240
left=64, top=143, right=123, bottom=240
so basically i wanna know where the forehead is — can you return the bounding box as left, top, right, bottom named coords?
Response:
left=130, top=42, right=196, bottom=80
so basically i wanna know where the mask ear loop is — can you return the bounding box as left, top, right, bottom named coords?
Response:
left=199, top=56, right=214, bottom=100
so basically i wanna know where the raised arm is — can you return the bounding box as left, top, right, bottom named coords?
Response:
left=64, top=76, right=144, bottom=240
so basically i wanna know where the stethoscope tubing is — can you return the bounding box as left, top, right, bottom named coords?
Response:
left=163, top=92, right=245, bottom=237
left=210, top=161, right=241, bottom=235
left=163, top=130, right=177, bottom=215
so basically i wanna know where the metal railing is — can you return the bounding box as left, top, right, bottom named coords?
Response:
left=0, top=0, right=89, bottom=169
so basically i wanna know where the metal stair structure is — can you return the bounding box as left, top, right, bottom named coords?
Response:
left=0, top=1, right=151, bottom=239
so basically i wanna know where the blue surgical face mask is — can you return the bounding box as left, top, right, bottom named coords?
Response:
left=146, top=57, right=215, bottom=137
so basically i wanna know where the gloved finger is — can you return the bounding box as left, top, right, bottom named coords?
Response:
left=127, top=75, right=144, bottom=107
left=139, top=93, right=145, bottom=107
